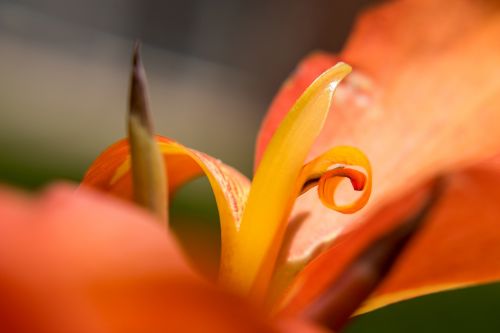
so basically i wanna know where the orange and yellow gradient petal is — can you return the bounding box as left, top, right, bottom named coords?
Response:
left=82, top=136, right=251, bottom=276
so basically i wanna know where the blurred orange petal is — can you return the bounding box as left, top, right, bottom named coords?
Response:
left=0, top=184, right=284, bottom=333
left=258, top=0, right=500, bottom=310
left=276, top=318, right=331, bottom=333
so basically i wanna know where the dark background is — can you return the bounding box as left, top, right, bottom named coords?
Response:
left=0, top=0, right=374, bottom=186
left=2, top=0, right=373, bottom=98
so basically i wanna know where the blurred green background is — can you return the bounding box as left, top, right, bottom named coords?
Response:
left=1, top=0, right=499, bottom=331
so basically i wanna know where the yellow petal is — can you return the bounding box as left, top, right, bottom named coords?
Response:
left=220, top=63, right=352, bottom=300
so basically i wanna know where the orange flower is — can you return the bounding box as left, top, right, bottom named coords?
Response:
left=1, top=43, right=367, bottom=333
left=84, top=45, right=373, bottom=309
left=2, top=0, right=500, bottom=332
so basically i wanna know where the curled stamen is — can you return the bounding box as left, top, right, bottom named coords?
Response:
left=301, top=167, right=366, bottom=194
left=317, top=167, right=369, bottom=214
left=298, top=146, right=372, bottom=215
left=263, top=150, right=371, bottom=308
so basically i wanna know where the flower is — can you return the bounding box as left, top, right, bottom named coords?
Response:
left=2, top=0, right=500, bottom=332
left=82, top=44, right=375, bottom=313
left=1, top=42, right=378, bottom=332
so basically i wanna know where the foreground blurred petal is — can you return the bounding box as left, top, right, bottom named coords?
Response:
left=0, top=184, right=338, bottom=332
left=276, top=318, right=331, bottom=333
left=0, top=184, right=258, bottom=332
left=255, top=0, right=500, bottom=300
left=82, top=136, right=250, bottom=277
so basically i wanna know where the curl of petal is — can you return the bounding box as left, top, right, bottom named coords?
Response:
left=81, top=136, right=251, bottom=277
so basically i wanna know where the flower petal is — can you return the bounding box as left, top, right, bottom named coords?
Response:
left=0, top=184, right=285, bottom=333
left=82, top=136, right=250, bottom=276
left=358, top=161, right=500, bottom=314
left=255, top=52, right=339, bottom=168
left=277, top=161, right=500, bottom=315
left=256, top=0, right=500, bottom=307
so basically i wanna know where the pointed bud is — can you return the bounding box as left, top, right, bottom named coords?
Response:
left=128, top=41, right=168, bottom=225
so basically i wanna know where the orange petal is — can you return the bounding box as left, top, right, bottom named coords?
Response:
left=358, top=161, right=500, bottom=313
left=82, top=136, right=250, bottom=277
left=278, top=161, right=500, bottom=315
left=276, top=318, right=331, bottom=333
left=0, top=184, right=229, bottom=331
left=273, top=177, right=435, bottom=315
left=256, top=0, right=500, bottom=306
left=0, top=183, right=337, bottom=332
